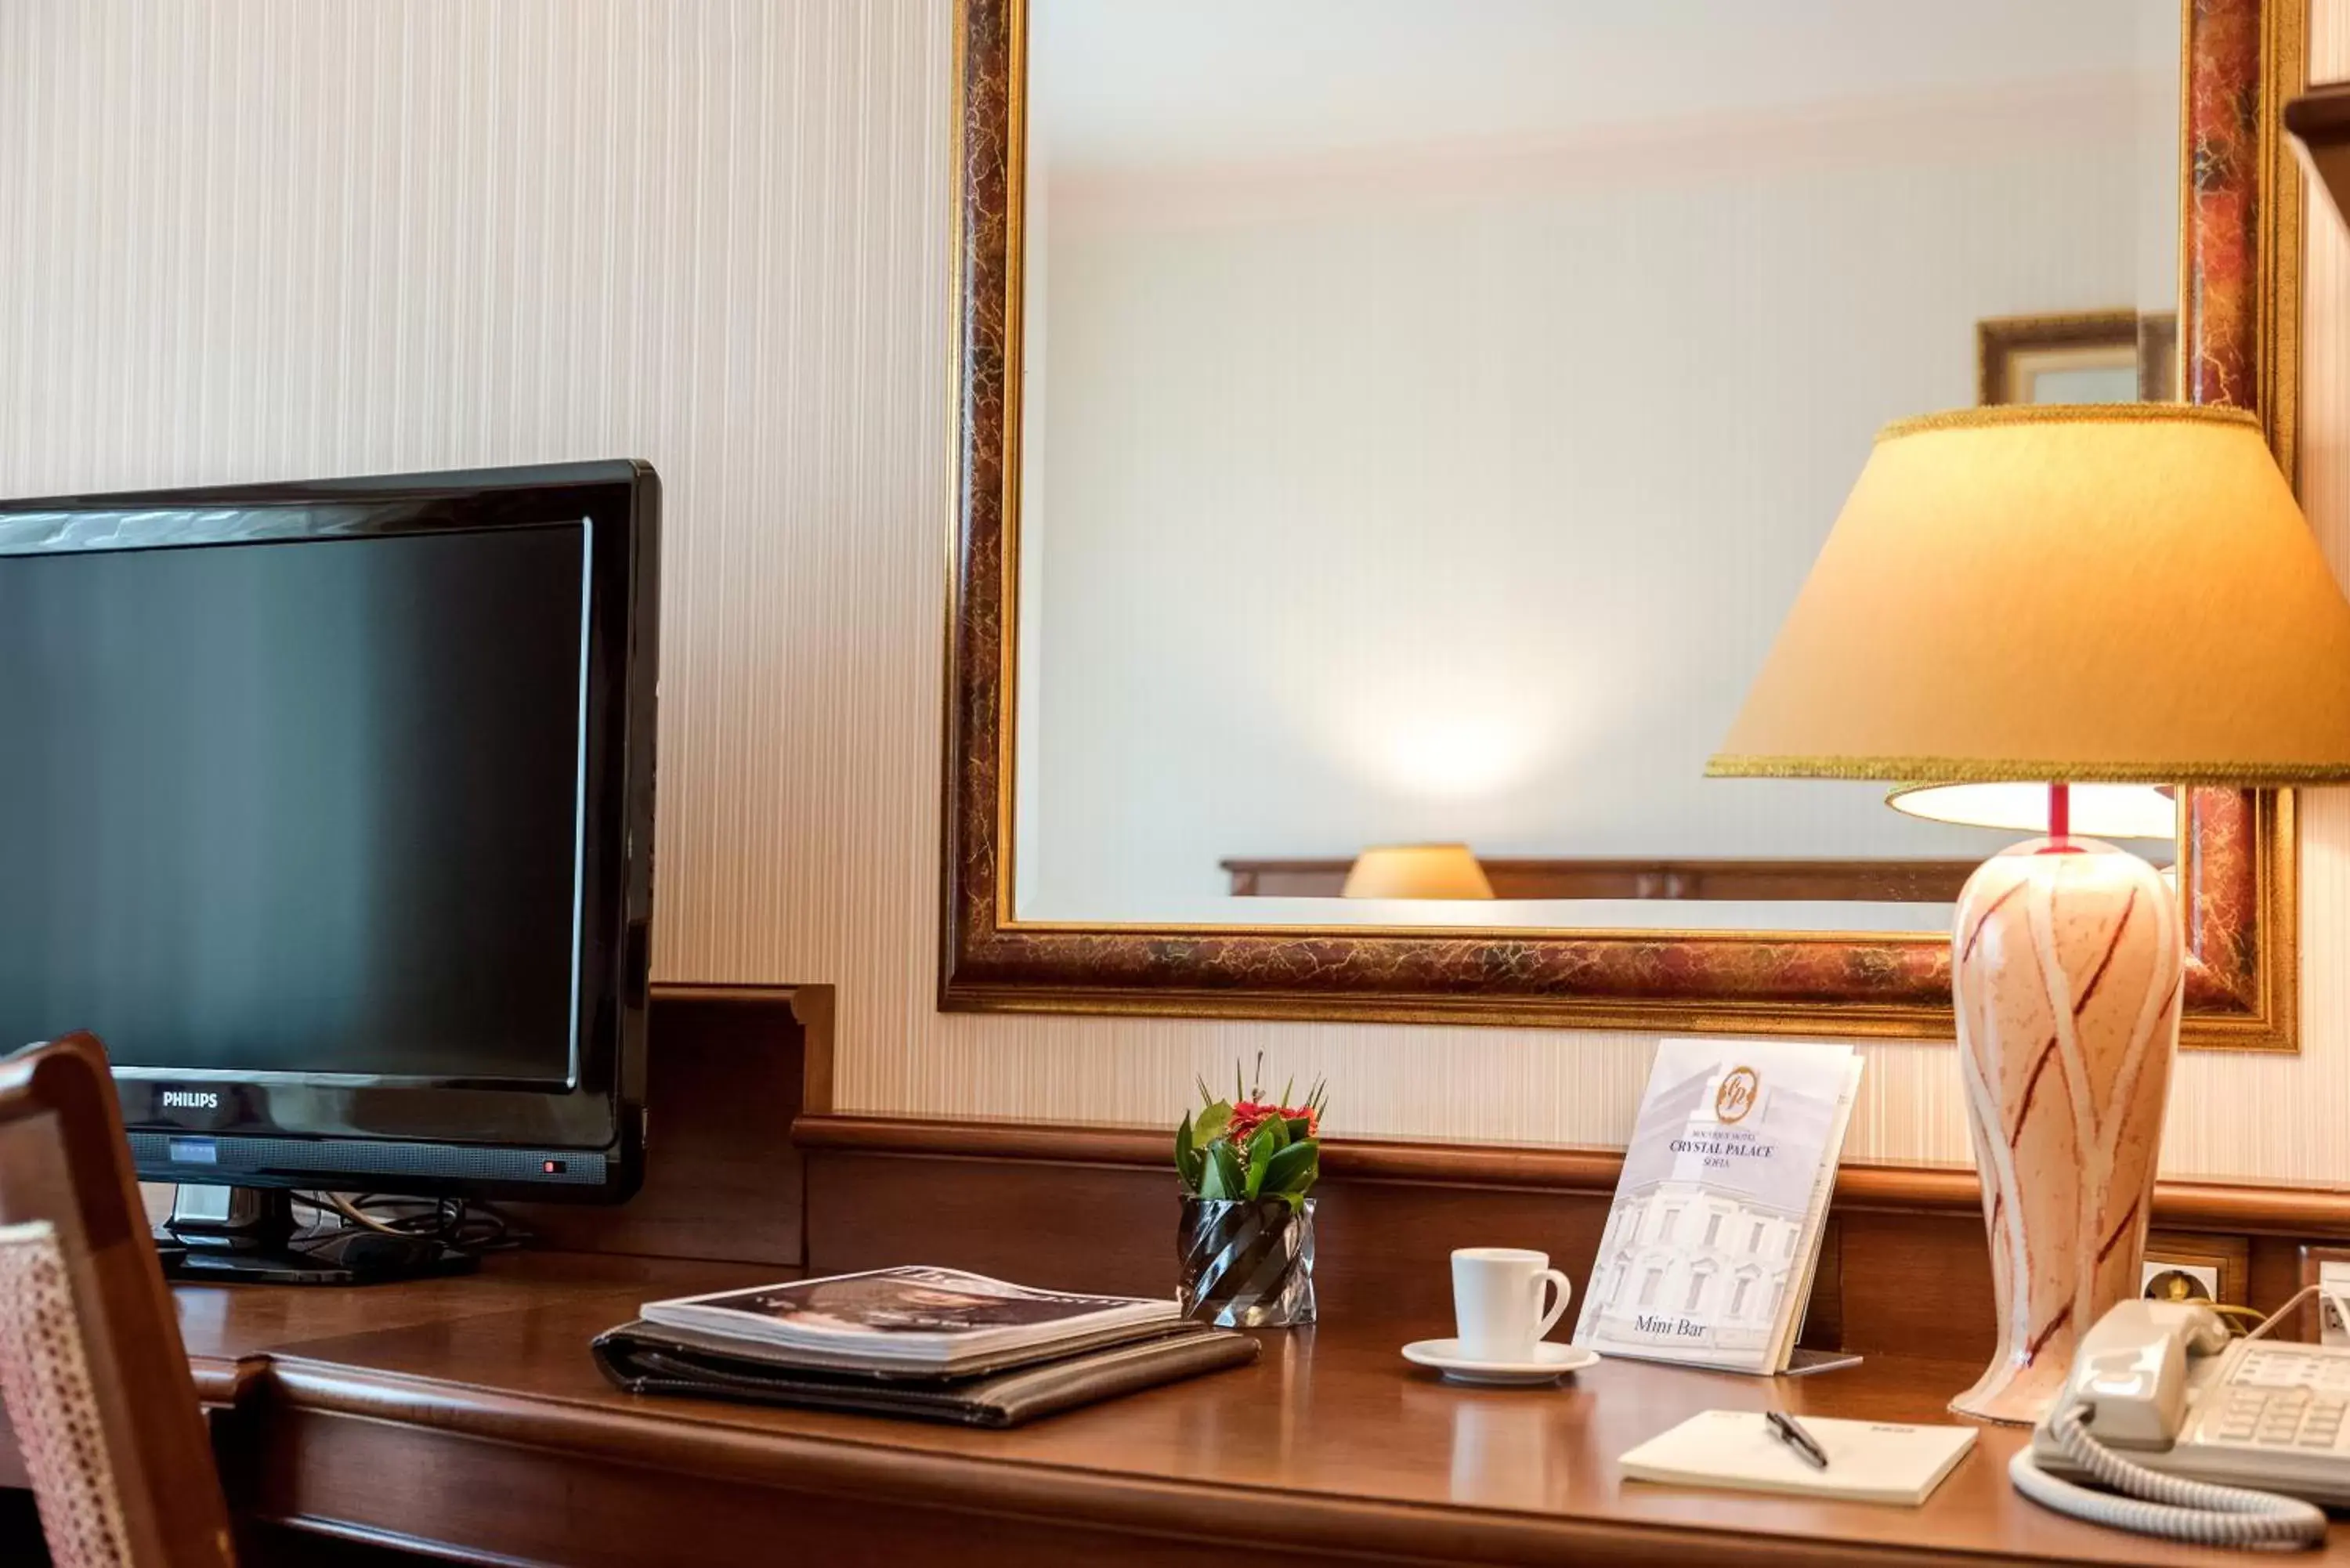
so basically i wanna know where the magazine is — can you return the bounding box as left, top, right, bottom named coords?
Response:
left=641, top=1266, right=1180, bottom=1371
left=1574, top=1039, right=1864, bottom=1375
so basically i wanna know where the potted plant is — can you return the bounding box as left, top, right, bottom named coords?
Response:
left=1173, top=1061, right=1325, bottom=1327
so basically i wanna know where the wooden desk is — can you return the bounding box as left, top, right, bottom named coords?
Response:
left=136, top=1253, right=2350, bottom=1567
left=53, top=992, right=2350, bottom=1564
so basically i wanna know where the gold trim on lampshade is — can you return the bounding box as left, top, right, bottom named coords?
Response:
left=1708, top=404, right=2350, bottom=785
left=1340, top=844, right=1495, bottom=901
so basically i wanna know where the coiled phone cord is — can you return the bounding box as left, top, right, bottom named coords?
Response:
left=2009, top=1288, right=2341, bottom=1550
left=2009, top=1400, right=2327, bottom=1548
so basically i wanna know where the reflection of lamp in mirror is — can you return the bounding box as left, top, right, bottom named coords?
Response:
left=1711, top=405, right=2350, bottom=1425
left=1341, top=844, right=1495, bottom=901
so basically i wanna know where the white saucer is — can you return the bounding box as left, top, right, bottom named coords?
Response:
left=1401, top=1339, right=1600, bottom=1386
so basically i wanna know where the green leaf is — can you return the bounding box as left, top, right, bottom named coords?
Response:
left=1283, top=1116, right=1312, bottom=1143
left=1262, top=1140, right=1318, bottom=1201
left=1199, top=1140, right=1246, bottom=1201
left=1244, top=1120, right=1285, bottom=1199
left=1191, top=1100, right=1233, bottom=1148
left=1258, top=1114, right=1290, bottom=1153
left=1174, top=1115, right=1202, bottom=1193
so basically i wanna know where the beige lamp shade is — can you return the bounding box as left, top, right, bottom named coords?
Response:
left=1708, top=405, right=2350, bottom=785
left=1341, top=844, right=1495, bottom=900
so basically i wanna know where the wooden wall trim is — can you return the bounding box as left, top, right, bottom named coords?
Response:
left=649, top=981, right=834, bottom=1116
left=791, top=1113, right=2350, bottom=1237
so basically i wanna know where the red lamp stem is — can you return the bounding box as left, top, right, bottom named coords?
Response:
left=2049, top=780, right=2070, bottom=843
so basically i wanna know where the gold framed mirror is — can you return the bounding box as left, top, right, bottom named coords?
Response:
left=943, top=0, right=2305, bottom=1046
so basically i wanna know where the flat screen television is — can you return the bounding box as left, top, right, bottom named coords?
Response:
left=0, top=461, right=658, bottom=1277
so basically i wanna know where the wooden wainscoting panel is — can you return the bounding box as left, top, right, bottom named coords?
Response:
left=1831, top=1209, right=2000, bottom=1365
left=798, top=1117, right=2350, bottom=1359
left=808, top=1151, right=1852, bottom=1342
left=1303, top=1180, right=1609, bottom=1324
left=1795, top=1221, right=1845, bottom=1353
left=506, top=985, right=818, bottom=1268
left=805, top=1151, right=1629, bottom=1324
left=795, top=1115, right=2350, bottom=1236
left=806, top=1152, right=1174, bottom=1297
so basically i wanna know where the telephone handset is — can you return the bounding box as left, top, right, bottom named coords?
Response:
left=2011, top=1299, right=2332, bottom=1548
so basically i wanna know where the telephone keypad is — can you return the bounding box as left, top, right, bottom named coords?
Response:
left=2207, top=1346, right=2350, bottom=1450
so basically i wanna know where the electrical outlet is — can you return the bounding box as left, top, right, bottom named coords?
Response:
left=2294, top=1245, right=2350, bottom=1344
left=2141, top=1258, right=2222, bottom=1302
left=2319, top=1260, right=2350, bottom=1348
left=2139, top=1232, right=2247, bottom=1309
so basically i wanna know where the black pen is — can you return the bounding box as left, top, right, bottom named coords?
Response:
left=1766, top=1411, right=1831, bottom=1470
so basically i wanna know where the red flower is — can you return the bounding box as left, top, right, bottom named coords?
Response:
left=1227, top=1100, right=1318, bottom=1144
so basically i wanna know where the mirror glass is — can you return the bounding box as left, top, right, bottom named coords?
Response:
left=1012, top=0, right=2182, bottom=930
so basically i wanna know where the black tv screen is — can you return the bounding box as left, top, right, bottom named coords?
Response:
left=0, top=525, right=588, bottom=1084
left=0, top=462, right=657, bottom=1201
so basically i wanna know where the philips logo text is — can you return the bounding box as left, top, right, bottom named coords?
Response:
left=161, top=1091, right=220, bottom=1111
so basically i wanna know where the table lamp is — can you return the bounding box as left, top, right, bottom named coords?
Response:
left=1341, top=844, right=1495, bottom=900
left=1710, top=403, right=2350, bottom=1423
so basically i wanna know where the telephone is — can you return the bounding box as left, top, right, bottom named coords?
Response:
left=2011, top=1298, right=2334, bottom=1548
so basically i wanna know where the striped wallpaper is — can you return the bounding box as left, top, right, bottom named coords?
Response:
left=1, top=0, right=2343, bottom=1183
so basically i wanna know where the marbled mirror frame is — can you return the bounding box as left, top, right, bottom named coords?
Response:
left=942, top=0, right=2306, bottom=1047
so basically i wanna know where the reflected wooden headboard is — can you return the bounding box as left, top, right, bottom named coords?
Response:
left=1220, top=857, right=1980, bottom=903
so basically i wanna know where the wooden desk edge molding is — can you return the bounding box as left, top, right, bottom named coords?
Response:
left=790, top=1112, right=2350, bottom=1237
left=248, top=1357, right=2059, bottom=1568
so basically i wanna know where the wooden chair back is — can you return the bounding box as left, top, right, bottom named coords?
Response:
left=0, top=1032, right=233, bottom=1567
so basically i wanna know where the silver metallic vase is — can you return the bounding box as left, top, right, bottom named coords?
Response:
left=1177, top=1196, right=1316, bottom=1328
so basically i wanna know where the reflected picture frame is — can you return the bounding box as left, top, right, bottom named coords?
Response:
left=941, top=0, right=2305, bottom=1047
left=1978, top=309, right=2182, bottom=405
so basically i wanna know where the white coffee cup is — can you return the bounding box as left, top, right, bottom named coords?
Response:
left=1452, top=1247, right=1573, bottom=1362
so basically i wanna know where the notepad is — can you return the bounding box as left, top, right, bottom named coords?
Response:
left=1620, top=1410, right=1977, bottom=1506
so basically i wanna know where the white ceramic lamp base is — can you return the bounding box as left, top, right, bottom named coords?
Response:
left=1949, top=836, right=2182, bottom=1425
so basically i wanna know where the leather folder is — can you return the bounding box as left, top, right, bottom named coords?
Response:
left=591, top=1317, right=1258, bottom=1427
